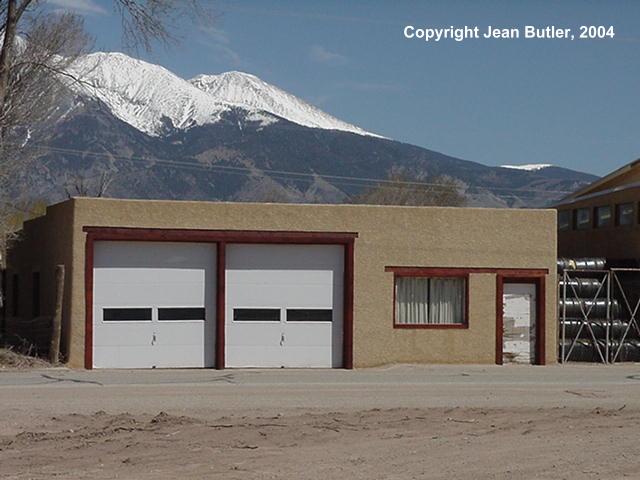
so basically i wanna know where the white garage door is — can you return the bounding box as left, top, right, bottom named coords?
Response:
left=93, top=241, right=216, bottom=368
left=226, top=244, right=343, bottom=368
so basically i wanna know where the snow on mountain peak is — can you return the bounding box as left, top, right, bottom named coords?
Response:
left=189, top=71, right=378, bottom=137
left=500, top=163, right=554, bottom=171
left=66, top=52, right=242, bottom=136
left=65, top=52, right=378, bottom=138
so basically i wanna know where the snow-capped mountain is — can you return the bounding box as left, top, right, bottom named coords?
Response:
left=67, top=52, right=377, bottom=138
left=189, top=71, right=375, bottom=137
left=501, top=163, right=554, bottom=171
left=15, top=50, right=597, bottom=209
left=68, top=52, right=276, bottom=136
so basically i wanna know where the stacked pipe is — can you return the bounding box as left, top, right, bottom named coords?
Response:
left=558, top=257, right=640, bottom=362
left=559, top=339, right=640, bottom=362
left=557, top=258, right=606, bottom=272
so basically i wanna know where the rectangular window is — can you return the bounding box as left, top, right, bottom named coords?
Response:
left=395, top=276, right=466, bottom=326
left=32, top=272, right=40, bottom=318
left=12, top=274, right=18, bottom=317
left=558, top=210, right=571, bottom=231
left=158, top=307, right=205, bottom=321
left=574, top=208, right=590, bottom=230
left=286, top=309, right=332, bottom=322
left=616, top=202, right=634, bottom=226
left=233, top=308, right=280, bottom=322
left=594, top=206, right=611, bottom=228
left=103, top=308, right=152, bottom=322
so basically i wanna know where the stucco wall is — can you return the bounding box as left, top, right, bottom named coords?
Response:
left=10, top=198, right=557, bottom=368
left=360, top=273, right=498, bottom=365
left=4, top=201, right=76, bottom=357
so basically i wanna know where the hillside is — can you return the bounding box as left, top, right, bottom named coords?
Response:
left=15, top=52, right=597, bottom=207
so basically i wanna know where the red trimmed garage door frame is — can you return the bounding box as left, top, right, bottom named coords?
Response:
left=83, top=227, right=357, bottom=370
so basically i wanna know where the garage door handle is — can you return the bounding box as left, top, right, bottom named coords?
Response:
left=151, top=333, right=157, bottom=346
left=280, top=333, right=285, bottom=346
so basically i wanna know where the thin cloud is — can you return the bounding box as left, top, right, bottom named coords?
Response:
left=341, top=81, right=402, bottom=93
left=221, top=4, right=396, bottom=26
left=48, top=0, right=108, bottom=15
left=197, top=26, right=243, bottom=67
left=309, top=94, right=334, bottom=107
left=309, top=45, right=347, bottom=66
left=199, top=26, right=231, bottom=45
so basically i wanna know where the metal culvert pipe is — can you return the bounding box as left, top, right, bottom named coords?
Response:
left=560, top=319, right=629, bottom=339
left=557, top=258, right=606, bottom=272
left=558, top=298, right=620, bottom=318
left=615, top=340, right=640, bottom=362
left=558, top=278, right=604, bottom=297
left=560, top=339, right=640, bottom=362
left=559, top=339, right=604, bottom=362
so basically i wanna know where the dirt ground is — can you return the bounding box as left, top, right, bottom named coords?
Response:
left=2, top=365, right=640, bottom=479
left=0, top=406, right=638, bottom=479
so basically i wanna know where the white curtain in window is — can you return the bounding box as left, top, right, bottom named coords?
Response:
left=396, top=277, right=429, bottom=324
left=429, top=278, right=464, bottom=324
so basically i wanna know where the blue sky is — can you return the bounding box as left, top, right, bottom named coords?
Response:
left=46, top=0, right=640, bottom=176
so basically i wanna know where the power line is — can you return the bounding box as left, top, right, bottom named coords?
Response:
left=13, top=141, right=575, bottom=200
left=19, top=142, right=575, bottom=194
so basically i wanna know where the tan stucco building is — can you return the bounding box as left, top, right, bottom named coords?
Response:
left=3, top=197, right=557, bottom=369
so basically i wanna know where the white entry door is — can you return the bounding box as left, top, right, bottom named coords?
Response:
left=225, top=244, right=343, bottom=368
left=502, top=283, right=537, bottom=364
left=93, top=241, right=216, bottom=368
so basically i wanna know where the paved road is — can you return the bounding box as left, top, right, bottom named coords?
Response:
left=2, top=364, right=640, bottom=419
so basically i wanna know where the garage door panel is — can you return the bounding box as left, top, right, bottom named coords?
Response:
left=94, top=244, right=211, bottom=269
left=284, top=324, right=338, bottom=346
left=93, top=241, right=216, bottom=369
left=95, top=283, right=205, bottom=307
left=226, top=346, right=284, bottom=368
left=226, top=288, right=279, bottom=307
left=281, top=346, right=336, bottom=368
left=93, top=323, right=154, bottom=346
left=228, top=285, right=335, bottom=307
left=228, top=245, right=343, bottom=270
left=153, top=322, right=212, bottom=345
left=94, top=345, right=157, bottom=369
left=152, top=346, right=207, bottom=368
left=95, top=277, right=207, bottom=289
left=95, top=268, right=207, bottom=282
left=228, top=270, right=340, bottom=286
left=229, top=325, right=282, bottom=348
left=116, top=346, right=157, bottom=368
left=226, top=244, right=343, bottom=368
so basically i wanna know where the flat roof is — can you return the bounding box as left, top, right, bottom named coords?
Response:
left=63, top=196, right=556, bottom=214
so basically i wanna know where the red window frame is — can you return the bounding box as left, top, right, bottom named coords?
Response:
left=388, top=268, right=469, bottom=329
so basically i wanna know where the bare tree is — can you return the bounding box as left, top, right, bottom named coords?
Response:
left=115, top=0, right=211, bottom=52
left=1, top=12, right=90, bottom=138
left=0, top=0, right=211, bottom=316
left=351, top=172, right=467, bottom=207
left=0, top=0, right=210, bottom=215
left=0, top=197, right=46, bottom=267
left=0, top=0, right=209, bottom=158
left=0, top=1, right=210, bottom=115
left=64, top=171, right=114, bottom=198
